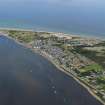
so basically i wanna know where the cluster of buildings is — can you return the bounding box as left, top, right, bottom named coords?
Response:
left=51, top=33, right=101, bottom=47
left=31, top=32, right=105, bottom=100
left=33, top=35, right=93, bottom=71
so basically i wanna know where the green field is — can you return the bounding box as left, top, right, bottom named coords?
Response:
left=8, top=30, right=36, bottom=43
left=80, top=64, right=103, bottom=76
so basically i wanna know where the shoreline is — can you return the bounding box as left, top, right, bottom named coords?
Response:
left=0, top=27, right=105, bottom=41
left=0, top=27, right=34, bottom=32
left=36, top=50, right=105, bottom=105
left=1, top=32, right=105, bottom=105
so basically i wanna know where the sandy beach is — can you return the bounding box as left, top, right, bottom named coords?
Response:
left=0, top=27, right=104, bottom=41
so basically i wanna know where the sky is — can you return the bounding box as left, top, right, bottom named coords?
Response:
left=0, top=0, right=105, bottom=7
left=0, top=0, right=105, bottom=37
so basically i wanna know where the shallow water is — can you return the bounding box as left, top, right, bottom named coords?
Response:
left=0, top=0, right=105, bottom=38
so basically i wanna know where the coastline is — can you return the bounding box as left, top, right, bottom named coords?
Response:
left=0, top=27, right=105, bottom=41
left=35, top=50, right=105, bottom=105
left=1, top=31, right=105, bottom=105
left=0, top=27, right=34, bottom=32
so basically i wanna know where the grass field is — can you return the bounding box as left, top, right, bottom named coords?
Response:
left=80, top=64, right=103, bottom=76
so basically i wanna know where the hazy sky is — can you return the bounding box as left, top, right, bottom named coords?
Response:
left=0, top=0, right=104, bottom=4
left=0, top=0, right=104, bottom=8
left=0, top=0, right=105, bottom=36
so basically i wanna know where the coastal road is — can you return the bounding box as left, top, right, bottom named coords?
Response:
left=0, top=35, right=103, bottom=105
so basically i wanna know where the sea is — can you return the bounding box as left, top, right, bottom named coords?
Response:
left=0, top=35, right=103, bottom=105
left=0, top=0, right=105, bottom=38
left=0, top=1, right=104, bottom=105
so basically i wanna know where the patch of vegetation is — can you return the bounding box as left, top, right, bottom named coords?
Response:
left=97, top=76, right=105, bottom=84
left=79, top=64, right=103, bottom=76
left=74, top=46, right=105, bottom=68
left=8, top=30, right=36, bottom=43
left=94, top=41, right=105, bottom=47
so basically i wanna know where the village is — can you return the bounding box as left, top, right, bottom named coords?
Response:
left=31, top=32, right=105, bottom=101
left=2, top=30, right=105, bottom=103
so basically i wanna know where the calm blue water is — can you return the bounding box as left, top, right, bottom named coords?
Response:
left=0, top=35, right=103, bottom=105
left=0, top=0, right=105, bottom=38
